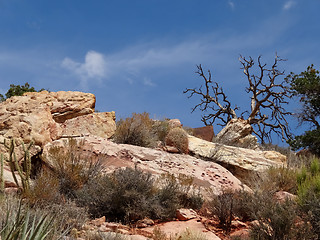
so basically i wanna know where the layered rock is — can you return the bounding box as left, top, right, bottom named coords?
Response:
left=216, top=118, right=258, bottom=149
left=193, top=125, right=214, bottom=142
left=60, top=112, right=116, bottom=139
left=0, top=91, right=116, bottom=186
left=0, top=91, right=115, bottom=146
left=188, top=135, right=286, bottom=180
left=42, top=135, right=247, bottom=196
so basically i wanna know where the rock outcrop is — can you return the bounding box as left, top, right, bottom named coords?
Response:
left=42, top=135, right=247, bottom=196
left=216, top=118, right=258, bottom=149
left=193, top=125, right=214, bottom=142
left=0, top=91, right=116, bottom=186
left=188, top=135, right=286, bottom=180
left=0, top=91, right=115, bottom=148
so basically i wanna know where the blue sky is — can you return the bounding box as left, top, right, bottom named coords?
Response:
left=0, top=0, right=319, bottom=144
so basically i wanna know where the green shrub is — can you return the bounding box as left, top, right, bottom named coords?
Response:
left=44, top=138, right=102, bottom=199
left=152, top=119, right=170, bottom=143
left=76, top=167, right=203, bottom=223
left=76, top=167, right=175, bottom=222
left=165, top=127, right=189, bottom=154
left=113, top=112, right=158, bottom=147
left=296, top=158, right=320, bottom=239
left=209, top=188, right=234, bottom=233
left=25, top=169, right=62, bottom=206
left=249, top=198, right=303, bottom=240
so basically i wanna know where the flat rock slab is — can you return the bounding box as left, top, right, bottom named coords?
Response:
left=43, top=135, right=247, bottom=196
left=188, top=135, right=286, bottom=179
left=143, top=219, right=221, bottom=239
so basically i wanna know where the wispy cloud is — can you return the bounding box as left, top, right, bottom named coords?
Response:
left=143, top=78, right=156, bottom=87
left=283, top=1, right=296, bottom=10
left=59, top=13, right=294, bottom=89
left=228, top=1, right=235, bottom=10
left=61, top=50, right=107, bottom=88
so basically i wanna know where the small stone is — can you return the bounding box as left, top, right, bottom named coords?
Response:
left=176, top=208, right=197, bottom=221
left=136, top=218, right=154, bottom=228
left=91, top=216, right=105, bottom=227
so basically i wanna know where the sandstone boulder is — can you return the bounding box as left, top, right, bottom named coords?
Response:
left=42, top=135, right=247, bottom=196
left=60, top=112, right=116, bottom=139
left=168, top=119, right=182, bottom=128
left=176, top=208, right=197, bottom=221
left=23, top=91, right=96, bottom=123
left=188, top=135, right=286, bottom=180
left=0, top=91, right=115, bottom=159
left=193, top=125, right=214, bottom=142
left=216, top=118, right=258, bottom=149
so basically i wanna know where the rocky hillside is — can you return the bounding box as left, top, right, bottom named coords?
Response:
left=0, top=91, right=290, bottom=240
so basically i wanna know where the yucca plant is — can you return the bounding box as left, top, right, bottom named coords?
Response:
left=0, top=199, right=54, bottom=240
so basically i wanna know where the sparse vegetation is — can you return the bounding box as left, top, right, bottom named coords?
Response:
left=43, top=138, right=102, bottom=199
left=209, top=188, right=234, bottom=233
left=165, top=127, right=189, bottom=154
left=75, top=167, right=203, bottom=223
left=0, top=82, right=45, bottom=102
left=113, top=112, right=158, bottom=147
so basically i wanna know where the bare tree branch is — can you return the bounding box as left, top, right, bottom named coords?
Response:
left=183, top=65, right=238, bottom=126
left=184, top=55, right=294, bottom=143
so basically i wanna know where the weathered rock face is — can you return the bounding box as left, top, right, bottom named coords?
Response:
left=24, top=91, right=96, bottom=123
left=188, top=135, right=286, bottom=180
left=60, top=112, right=116, bottom=139
left=0, top=91, right=116, bottom=150
left=193, top=126, right=214, bottom=142
left=0, top=91, right=116, bottom=187
left=216, top=118, right=258, bottom=149
left=42, top=135, right=247, bottom=196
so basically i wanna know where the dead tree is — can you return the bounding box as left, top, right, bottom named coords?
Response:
left=184, top=55, right=293, bottom=143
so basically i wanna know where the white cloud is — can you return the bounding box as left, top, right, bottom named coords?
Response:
left=228, top=1, right=235, bottom=10
left=59, top=13, right=293, bottom=89
left=143, top=78, right=156, bottom=87
left=61, top=50, right=107, bottom=88
left=283, top=1, right=296, bottom=10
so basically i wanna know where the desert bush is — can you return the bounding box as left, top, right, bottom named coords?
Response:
left=113, top=112, right=158, bottom=147
left=152, top=119, right=170, bottom=143
left=174, top=228, right=207, bottom=240
left=76, top=167, right=174, bottom=222
left=156, top=173, right=204, bottom=211
left=249, top=197, right=312, bottom=240
left=209, top=188, right=234, bottom=233
left=44, top=138, right=102, bottom=198
left=76, top=167, right=203, bottom=223
left=165, top=127, right=189, bottom=154
left=25, top=169, right=62, bottom=206
left=299, top=188, right=320, bottom=239
left=296, top=157, right=320, bottom=238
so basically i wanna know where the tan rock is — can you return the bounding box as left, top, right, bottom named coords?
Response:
left=273, top=191, right=297, bottom=203
left=60, top=112, right=116, bottom=139
left=168, top=119, right=182, bottom=128
left=3, top=166, right=22, bottom=188
left=143, top=219, right=220, bottom=239
left=23, top=91, right=96, bottom=123
left=193, top=126, right=214, bottom=142
left=188, top=135, right=286, bottom=180
left=216, top=118, right=258, bottom=149
left=42, top=135, right=247, bottom=196
left=0, top=91, right=115, bottom=161
left=136, top=218, right=155, bottom=228
left=263, top=151, right=287, bottom=163
left=176, top=208, right=197, bottom=221
left=90, top=216, right=106, bottom=227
